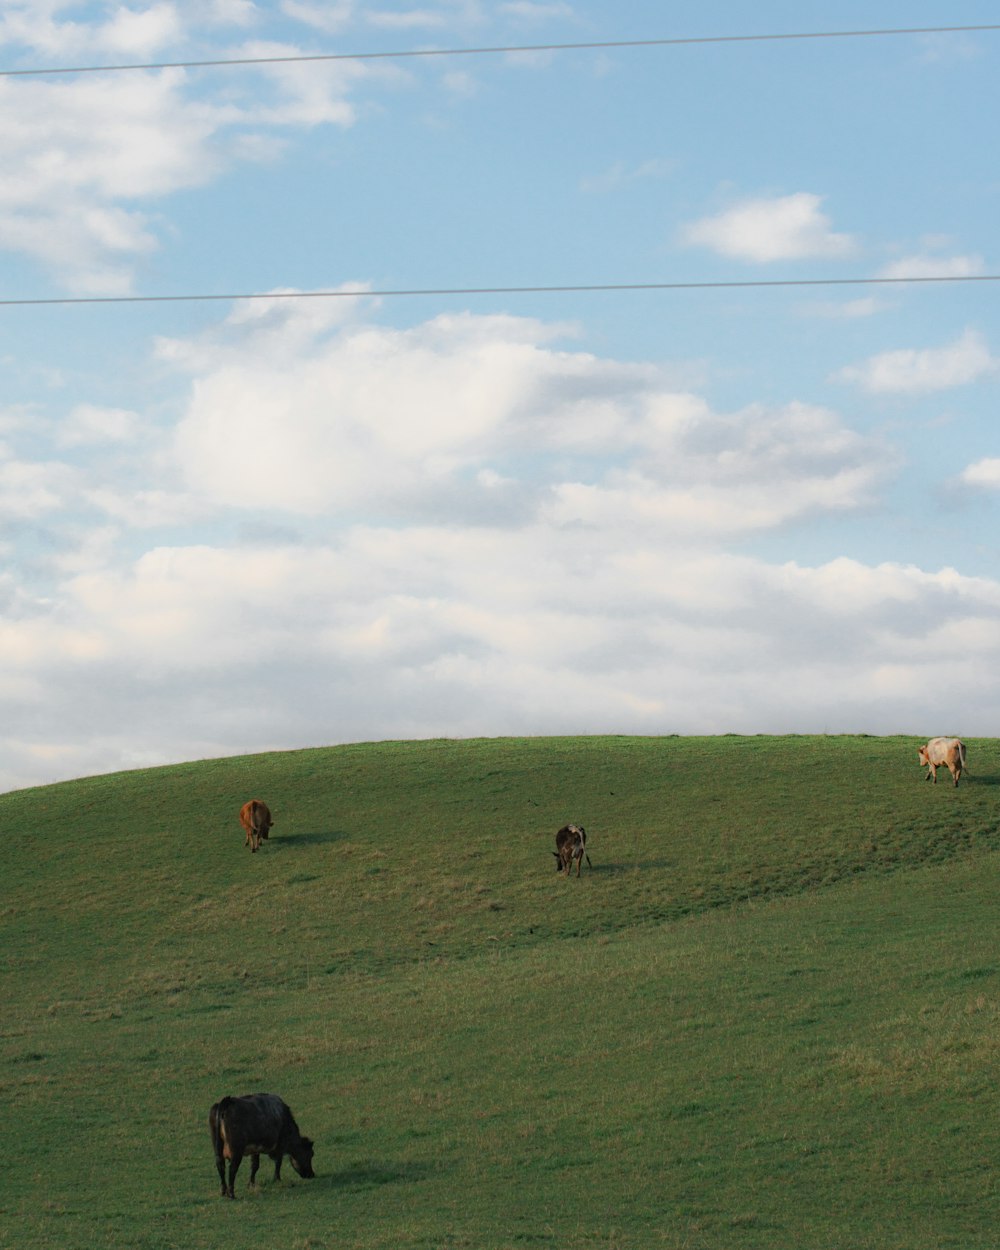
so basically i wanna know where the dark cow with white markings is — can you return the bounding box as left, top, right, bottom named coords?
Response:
left=917, top=737, right=967, bottom=787
left=553, top=823, right=591, bottom=877
left=239, top=799, right=273, bottom=852
left=209, top=1092, right=315, bottom=1198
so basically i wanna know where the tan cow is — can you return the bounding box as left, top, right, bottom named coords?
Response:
left=917, top=738, right=967, bottom=787
left=239, top=799, right=274, bottom=852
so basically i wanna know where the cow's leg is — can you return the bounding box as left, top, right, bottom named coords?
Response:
left=215, top=1149, right=227, bottom=1197
left=272, top=1151, right=283, bottom=1182
left=226, top=1151, right=243, bottom=1198
left=248, top=1152, right=261, bottom=1187
left=927, top=764, right=937, bottom=783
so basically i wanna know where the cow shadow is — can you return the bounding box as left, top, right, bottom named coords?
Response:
left=324, top=1160, right=437, bottom=1191
left=276, top=829, right=347, bottom=847
left=579, top=860, right=675, bottom=875
left=967, top=774, right=1000, bottom=786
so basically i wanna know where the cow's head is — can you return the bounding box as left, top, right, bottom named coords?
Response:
left=290, top=1137, right=315, bottom=1179
left=917, top=746, right=930, bottom=766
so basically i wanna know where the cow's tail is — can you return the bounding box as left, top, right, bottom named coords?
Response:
left=210, top=1097, right=232, bottom=1152
left=959, top=741, right=969, bottom=775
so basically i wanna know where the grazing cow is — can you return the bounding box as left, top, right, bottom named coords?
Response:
left=918, top=737, right=967, bottom=787
left=239, top=799, right=273, bottom=852
left=209, top=1093, right=315, bottom=1198
left=553, top=823, right=591, bottom=877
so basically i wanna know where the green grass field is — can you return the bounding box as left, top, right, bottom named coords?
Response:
left=3, top=735, right=999, bottom=1248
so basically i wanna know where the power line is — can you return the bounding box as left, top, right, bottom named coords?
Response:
left=1, top=24, right=998, bottom=79
left=2, top=274, right=999, bottom=309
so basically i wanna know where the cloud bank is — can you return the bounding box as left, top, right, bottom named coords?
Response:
left=2, top=300, right=998, bottom=791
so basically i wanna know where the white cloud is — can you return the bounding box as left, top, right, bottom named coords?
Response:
left=280, top=0, right=492, bottom=33
left=442, top=69, right=478, bottom=96
left=200, top=0, right=259, bottom=28
left=100, top=3, right=184, bottom=56
left=84, top=487, right=208, bottom=529
left=280, top=1, right=354, bottom=33
left=0, top=29, right=379, bottom=291
left=0, top=446, right=78, bottom=518
left=804, top=296, right=885, bottom=320
left=914, top=31, right=982, bottom=65
left=879, top=253, right=985, bottom=280
left=168, top=304, right=596, bottom=513
left=500, top=2, right=574, bottom=20
left=836, top=328, right=997, bottom=395
left=544, top=400, right=890, bottom=537
left=57, top=404, right=141, bottom=447
left=0, top=2, right=181, bottom=60
left=960, top=458, right=1000, bottom=490
left=164, top=304, right=890, bottom=532
left=681, top=192, right=856, bottom=263
left=364, top=8, right=451, bottom=30
left=0, top=70, right=227, bottom=290
left=228, top=41, right=371, bottom=127
left=580, top=157, right=673, bottom=194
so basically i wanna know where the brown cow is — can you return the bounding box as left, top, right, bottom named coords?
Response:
left=209, top=1092, right=315, bottom=1198
left=553, top=823, right=591, bottom=877
left=239, top=799, right=274, bottom=852
left=917, top=737, right=967, bottom=787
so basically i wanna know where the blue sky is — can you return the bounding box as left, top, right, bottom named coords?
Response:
left=1, top=0, right=999, bottom=791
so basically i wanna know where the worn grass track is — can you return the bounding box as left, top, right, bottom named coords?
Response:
left=2, top=735, right=999, bottom=1248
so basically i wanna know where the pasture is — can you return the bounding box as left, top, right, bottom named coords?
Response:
left=2, top=734, right=1000, bottom=1248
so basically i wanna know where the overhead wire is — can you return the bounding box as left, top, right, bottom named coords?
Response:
left=1, top=275, right=999, bottom=309
left=0, top=24, right=998, bottom=78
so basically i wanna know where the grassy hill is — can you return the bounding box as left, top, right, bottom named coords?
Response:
left=3, top=734, right=999, bottom=1249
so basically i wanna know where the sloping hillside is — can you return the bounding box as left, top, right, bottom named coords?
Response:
left=3, top=736, right=999, bottom=1249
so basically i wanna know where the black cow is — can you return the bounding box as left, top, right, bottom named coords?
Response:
left=209, top=1092, right=315, bottom=1198
left=553, top=823, right=591, bottom=877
